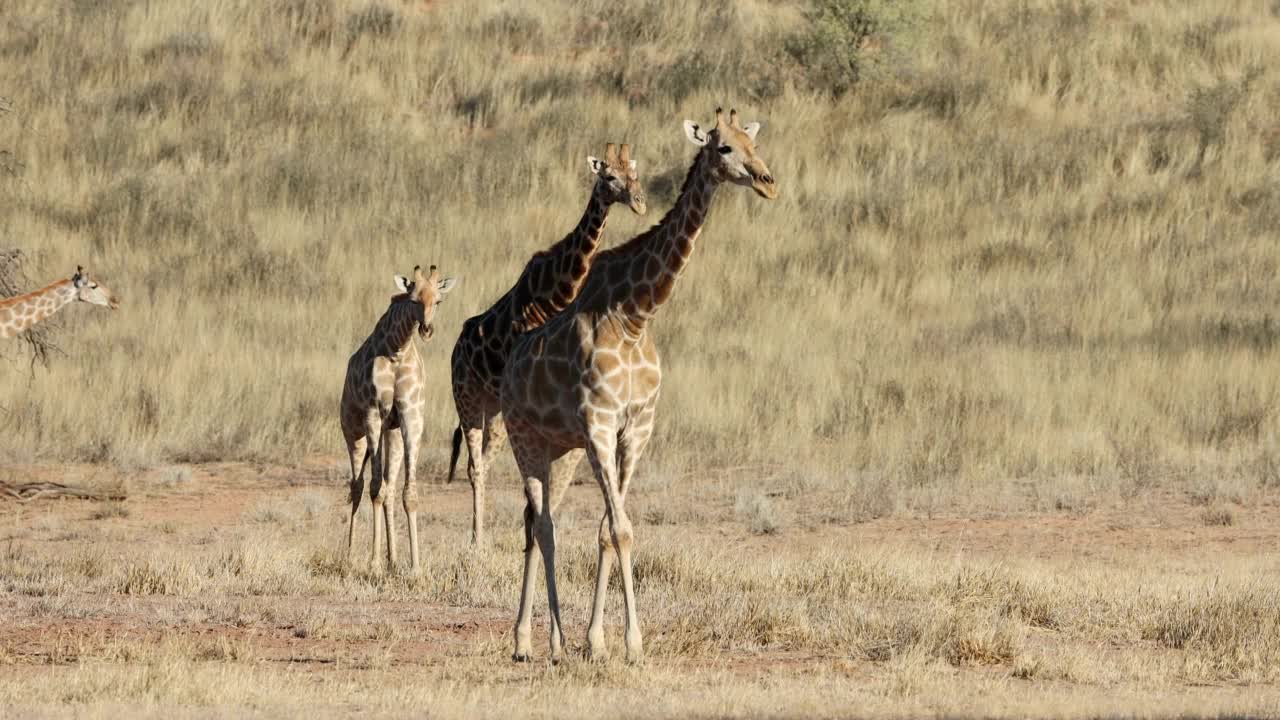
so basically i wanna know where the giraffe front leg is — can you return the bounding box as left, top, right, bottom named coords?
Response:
left=586, top=426, right=642, bottom=663
left=614, top=411, right=655, bottom=663
left=382, top=428, right=403, bottom=572
left=366, top=414, right=387, bottom=574
left=586, top=514, right=616, bottom=661
left=399, top=410, right=424, bottom=575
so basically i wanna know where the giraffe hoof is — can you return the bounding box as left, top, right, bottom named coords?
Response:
left=512, top=652, right=532, bottom=663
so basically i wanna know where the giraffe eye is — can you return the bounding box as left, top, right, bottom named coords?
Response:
left=717, top=146, right=733, bottom=155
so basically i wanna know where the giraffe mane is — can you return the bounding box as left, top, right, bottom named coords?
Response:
left=594, top=141, right=715, bottom=264
left=0, top=278, right=72, bottom=310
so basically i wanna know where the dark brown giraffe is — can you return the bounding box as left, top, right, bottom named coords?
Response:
left=447, top=143, right=646, bottom=546
left=500, top=108, right=778, bottom=663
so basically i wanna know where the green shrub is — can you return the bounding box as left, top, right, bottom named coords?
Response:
left=787, top=0, right=926, bottom=97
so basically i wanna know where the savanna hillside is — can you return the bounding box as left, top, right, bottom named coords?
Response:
left=1, top=0, right=1278, bottom=506
left=3, top=2, right=1280, bottom=718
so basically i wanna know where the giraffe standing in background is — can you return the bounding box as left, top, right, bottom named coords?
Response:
left=500, top=109, right=778, bottom=663
left=341, top=265, right=457, bottom=574
left=448, top=143, right=646, bottom=546
left=0, top=266, right=119, bottom=339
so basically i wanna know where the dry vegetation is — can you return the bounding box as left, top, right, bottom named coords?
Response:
left=0, top=0, right=1278, bottom=716
left=2, top=464, right=1279, bottom=717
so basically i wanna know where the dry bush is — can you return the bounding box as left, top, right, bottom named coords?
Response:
left=1200, top=504, right=1235, bottom=527
left=88, top=502, right=129, bottom=520
left=734, top=490, right=783, bottom=535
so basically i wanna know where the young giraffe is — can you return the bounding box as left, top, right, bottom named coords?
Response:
left=500, top=109, right=778, bottom=663
left=341, top=265, right=457, bottom=574
left=0, top=266, right=119, bottom=339
left=447, top=143, right=646, bottom=546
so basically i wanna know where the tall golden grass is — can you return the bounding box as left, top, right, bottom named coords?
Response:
left=0, top=0, right=1276, bottom=509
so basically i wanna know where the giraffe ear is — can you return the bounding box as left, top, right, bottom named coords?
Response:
left=587, top=156, right=606, bottom=175
left=436, top=277, right=458, bottom=294
left=628, top=159, right=637, bottom=172
left=394, top=275, right=412, bottom=293
left=742, top=122, right=761, bottom=141
left=683, top=120, right=708, bottom=146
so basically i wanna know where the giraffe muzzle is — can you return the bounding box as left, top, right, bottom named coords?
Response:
left=750, top=172, right=779, bottom=200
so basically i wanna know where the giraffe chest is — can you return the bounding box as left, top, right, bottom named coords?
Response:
left=363, top=349, right=421, bottom=396
left=581, top=338, right=662, bottom=414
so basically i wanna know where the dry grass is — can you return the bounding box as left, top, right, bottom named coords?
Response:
left=87, top=502, right=130, bottom=521
left=1, top=472, right=1279, bottom=716
left=0, top=0, right=1278, bottom=715
left=0, top=0, right=1271, bottom=510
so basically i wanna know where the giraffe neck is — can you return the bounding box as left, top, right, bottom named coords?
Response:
left=0, top=280, right=76, bottom=340
left=611, top=145, right=719, bottom=326
left=513, top=183, right=611, bottom=327
left=371, top=298, right=422, bottom=357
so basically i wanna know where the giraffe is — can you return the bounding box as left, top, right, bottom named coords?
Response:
left=500, top=108, right=778, bottom=663
left=340, top=265, right=457, bottom=574
left=0, top=265, right=119, bottom=340
left=447, top=142, right=646, bottom=546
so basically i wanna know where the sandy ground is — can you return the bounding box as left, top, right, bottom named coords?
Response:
left=1, top=458, right=1278, bottom=718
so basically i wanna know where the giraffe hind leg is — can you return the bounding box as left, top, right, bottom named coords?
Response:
left=473, top=408, right=507, bottom=547
left=346, top=435, right=369, bottom=560
left=460, top=414, right=486, bottom=547
left=511, top=427, right=554, bottom=662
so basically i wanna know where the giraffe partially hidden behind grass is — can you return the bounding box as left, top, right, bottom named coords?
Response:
left=447, top=142, right=646, bottom=546
left=0, top=266, right=119, bottom=339
left=500, top=108, right=778, bottom=664
left=341, top=265, right=457, bottom=574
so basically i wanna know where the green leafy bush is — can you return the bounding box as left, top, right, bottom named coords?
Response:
left=787, top=0, right=926, bottom=96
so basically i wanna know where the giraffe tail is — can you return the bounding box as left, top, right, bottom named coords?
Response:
left=447, top=426, right=462, bottom=484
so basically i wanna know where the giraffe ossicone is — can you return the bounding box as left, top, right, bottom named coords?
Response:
left=500, top=108, right=778, bottom=664
left=340, top=264, right=457, bottom=575
left=448, top=141, right=647, bottom=547
left=0, top=265, right=120, bottom=340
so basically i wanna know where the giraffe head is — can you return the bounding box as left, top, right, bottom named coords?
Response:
left=393, top=265, right=457, bottom=340
left=71, top=266, right=120, bottom=309
left=683, top=107, right=778, bottom=199
left=586, top=142, right=647, bottom=215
